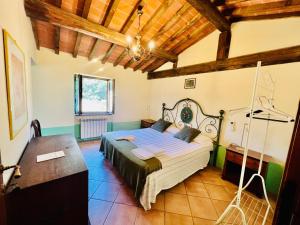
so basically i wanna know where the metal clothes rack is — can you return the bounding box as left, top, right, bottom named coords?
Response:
left=216, top=61, right=294, bottom=225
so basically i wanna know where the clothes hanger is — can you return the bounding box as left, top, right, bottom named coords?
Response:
left=245, top=96, right=295, bottom=123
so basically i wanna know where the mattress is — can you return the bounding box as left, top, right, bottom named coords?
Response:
left=102, top=128, right=213, bottom=209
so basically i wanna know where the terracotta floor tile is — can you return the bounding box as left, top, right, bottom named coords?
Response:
left=115, top=185, right=138, bottom=206
left=202, top=166, right=222, bottom=175
left=200, top=175, right=225, bottom=186
left=193, top=217, right=216, bottom=225
left=134, top=208, right=164, bottom=225
left=204, top=183, right=232, bottom=201
left=188, top=196, right=218, bottom=220
left=212, top=199, right=230, bottom=216
left=224, top=186, right=238, bottom=199
left=167, top=182, right=186, bottom=194
left=89, top=179, right=101, bottom=198
left=165, top=193, right=191, bottom=216
left=222, top=180, right=239, bottom=190
left=152, top=192, right=165, bottom=211
left=104, top=203, right=138, bottom=225
left=101, top=168, right=124, bottom=184
left=185, top=173, right=203, bottom=183
left=88, top=166, right=105, bottom=181
left=89, top=199, right=112, bottom=225
left=185, top=181, right=209, bottom=197
left=165, top=212, right=193, bottom=225
left=92, top=181, right=121, bottom=201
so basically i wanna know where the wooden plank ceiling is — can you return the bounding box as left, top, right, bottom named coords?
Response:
left=26, top=0, right=300, bottom=73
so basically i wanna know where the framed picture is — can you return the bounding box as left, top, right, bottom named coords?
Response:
left=3, top=29, right=28, bottom=140
left=184, top=78, right=196, bottom=89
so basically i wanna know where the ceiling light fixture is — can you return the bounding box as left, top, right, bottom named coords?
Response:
left=126, top=5, right=155, bottom=62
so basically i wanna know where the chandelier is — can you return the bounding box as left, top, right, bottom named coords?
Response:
left=126, top=5, right=155, bottom=61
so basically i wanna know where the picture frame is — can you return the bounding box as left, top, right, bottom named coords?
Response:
left=3, top=29, right=28, bottom=140
left=184, top=78, right=196, bottom=89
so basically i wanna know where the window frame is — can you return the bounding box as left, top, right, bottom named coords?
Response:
left=74, top=74, right=115, bottom=116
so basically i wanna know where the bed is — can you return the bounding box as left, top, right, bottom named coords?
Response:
left=100, top=98, right=224, bottom=210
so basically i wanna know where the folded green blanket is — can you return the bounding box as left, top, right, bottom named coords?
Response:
left=99, top=134, right=162, bottom=199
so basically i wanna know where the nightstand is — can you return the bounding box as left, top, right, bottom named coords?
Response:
left=141, top=119, right=156, bottom=128
left=222, top=144, right=272, bottom=197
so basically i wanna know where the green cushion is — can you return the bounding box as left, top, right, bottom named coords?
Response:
left=174, top=126, right=201, bottom=143
left=151, top=119, right=172, bottom=132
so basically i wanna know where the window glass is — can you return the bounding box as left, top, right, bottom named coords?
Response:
left=74, top=74, right=114, bottom=115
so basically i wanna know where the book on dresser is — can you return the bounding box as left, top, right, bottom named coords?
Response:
left=5, top=135, right=88, bottom=225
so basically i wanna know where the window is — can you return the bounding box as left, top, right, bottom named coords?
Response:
left=74, top=74, right=115, bottom=115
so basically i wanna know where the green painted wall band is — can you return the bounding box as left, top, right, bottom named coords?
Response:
left=41, top=121, right=141, bottom=140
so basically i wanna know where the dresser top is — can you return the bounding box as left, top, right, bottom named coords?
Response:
left=227, top=143, right=273, bottom=163
left=9, top=135, right=87, bottom=190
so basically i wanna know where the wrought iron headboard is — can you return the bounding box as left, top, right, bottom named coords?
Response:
left=161, top=98, right=225, bottom=165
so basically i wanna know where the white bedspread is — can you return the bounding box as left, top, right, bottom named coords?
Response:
left=104, top=128, right=213, bottom=209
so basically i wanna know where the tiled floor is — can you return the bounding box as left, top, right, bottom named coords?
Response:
left=80, top=140, right=276, bottom=225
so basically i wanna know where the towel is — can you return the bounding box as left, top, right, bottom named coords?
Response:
left=143, top=145, right=164, bottom=155
left=132, top=148, right=155, bottom=160
left=115, top=135, right=135, bottom=141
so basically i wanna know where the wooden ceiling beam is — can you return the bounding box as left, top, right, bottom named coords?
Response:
left=163, top=15, right=203, bottom=49
left=113, top=49, right=127, bottom=66
left=146, top=59, right=166, bottom=72
left=54, top=26, right=60, bottom=54
left=54, top=0, right=62, bottom=54
left=174, top=25, right=215, bottom=55
left=286, top=0, right=300, bottom=5
left=142, top=58, right=159, bottom=72
left=154, top=4, right=191, bottom=38
left=148, top=45, right=300, bottom=79
left=89, top=0, right=119, bottom=60
left=30, top=19, right=40, bottom=50
left=73, top=0, right=92, bottom=58
left=186, top=0, right=231, bottom=31
left=103, top=0, right=120, bottom=27
left=133, top=59, right=146, bottom=71
left=120, top=0, right=142, bottom=33
left=25, top=0, right=177, bottom=62
left=139, top=0, right=174, bottom=37
left=230, top=3, right=300, bottom=22
left=101, top=45, right=117, bottom=64
left=124, top=58, right=134, bottom=69
left=141, top=58, right=157, bottom=73
left=104, top=0, right=142, bottom=65
left=216, top=30, right=231, bottom=60
left=171, top=21, right=213, bottom=53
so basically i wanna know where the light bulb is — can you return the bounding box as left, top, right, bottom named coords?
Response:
left=132, top=45, right=138, bottom=53
left=148, top=40, right=155, bottom=50
left=126, top=35, right=133, bottom=44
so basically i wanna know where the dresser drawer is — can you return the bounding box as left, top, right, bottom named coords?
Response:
left=226, top=150, right=260, bottom=171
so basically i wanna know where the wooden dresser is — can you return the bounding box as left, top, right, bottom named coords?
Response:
left=222, top=144, right=272, bottom=197
left=5, top=135, right=88, bottom=225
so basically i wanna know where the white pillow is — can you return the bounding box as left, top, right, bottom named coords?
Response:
left=193, top=134, right=213, bottom=144
left=165, top=125, right=180, bottom=135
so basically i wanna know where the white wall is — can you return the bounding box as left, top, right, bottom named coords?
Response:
left=0, top=0, right=36, bottom=184
left=150, top=18, right=300, bottom=163
left=32, top=48, right=150, bottom=128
